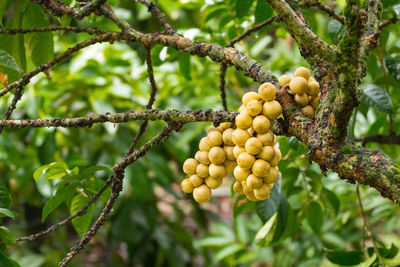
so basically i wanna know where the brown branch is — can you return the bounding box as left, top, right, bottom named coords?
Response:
left=136, top=0, right=176, bottom=34
left=59, top=123, right=177, bottom=266
left=16, top=178, right=112, bottom=242
left=218, top=63, right=228, bottom=111
left=0, top=26, right=108, bottom=35
left=379, top=18, right=397, bottom=29
left=355, top=134, right=400, bottom=145
left=127, top=46, right=158, bottom=154
left=301, top=0, right=345, bottom=24
left=0, top=86, right=24, bottom=134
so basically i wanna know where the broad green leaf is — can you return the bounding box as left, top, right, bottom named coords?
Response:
left=0, top=1, right=7, bottom=25
left=81, top=165, right=113, bottom=179
left=328, top=20, right=345, bottom=43
left=254, top=212, right=278, bottom=247
left=322, top=188, right=340, bottom=215
left=256, top=176, right=282, bottom=222
left=361, top=84, right=393, bottom=113
left=0, top=226, right=15, bottom=245
left=34, top=162, right=69, bottom=181
left=0, top=253, right=20, bottom=267
left=178, top=53, right=191, bottom=80
left=233, top=195, right=256, bottom=218
left=393, top=3, right=400, bottom=20
left=385, top=56, right=400, bottom=81
left=234, top=216, right=249, bottom=244
left=197, top=236, right=233, bottom=247
left=214, top=243, right=245, bottom=262
left=234, top=0, right=254, bottom=19
left=83, top=177, right=111, bottom=203
left=254, top=0, right=273, bottom=24
left=306, top=200, right=324, bottom=234
left=205, top=7, right=226, bottom=23
left=325, top=250, right=364, bottom=266
left=0, top=49, right=21, bottom=74
left=0, top=181, right=11, bottom=209
left=0, top=208, right=15, bottom=219
left=70, top=194, right=94, bottom=237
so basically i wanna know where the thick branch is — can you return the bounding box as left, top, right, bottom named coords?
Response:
left=0, top=26, right=108, bottom=35
left=30, top=0, right=106, bottom=19
left=136, top=0, right=176, bottom=34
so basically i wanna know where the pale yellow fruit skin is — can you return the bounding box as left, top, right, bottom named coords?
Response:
left=189, top=174, right=203, bottom=187
left=194, top=151, right=201, bottom=162
left=263, top=100, right=282, bottom=120
left=294, top=93, right=309, bottom=107
left=222, top=128, right=234, bottom=145
left=193, top=184, right=211, bottom=203
left=219, top=122, right=231, bottom=131
left=246, top=99, right=263, bottom=116
left=252, top=115, right=270, bottom=134
left=198, top=151, right=211, bottom=165
left=183, top=158, right=198, bottom=175
left=196, top=164, right=209, bottom=178
left=209, top=163, right=226, bottom=178
left=233, top=145, right=246, bottom=158
left=269, top=154, right=280, bottom=167
left=205, top=176, right=223, bottom=189
left=247, top=127, right=254, bottom=136
left=275, top=147, right=282, bottom=160
left=245, top=137, right=263, bottom=155
left=224, top=145, right=235, bottom=160
left=207, top=131, right=223, bottom=147
left=224, top=160, right=237, bottom=173
left=233, top=165, right=251, bottom=182
left=257, top=131, right=274, bottom=146
left=279, top=75, right=291, bottom=86
left=199, top=137, right=211, bottom=151
left=242, top=182, right=258, bottom=201
left=254, top=183, right=271, bottom=200
left=267, top=183, right=274, bottom=189
left=246, top=174, right=263, bottom=189
left=181, top=179, right=194, bottom=193
left=239, top=105, right=246, bottom=112
left=289, top=77, right=308, bottom=94
left=258, top=146, right=275, bottom=162
left=294, top=67, right=311, bottom=80
left=235, top=111, right=253, bottom=129
left=311, top=95, right=319, bottom=109
left=302, top=105, right=315, bottom=118
left=264, top=167, right=279, bottom=183
left=242, top=92, right=260, bottom=105
left=237, top=152, right=255, bottom=169
left=258, top=82, right=276, bottom=101
left=208, top=146, right=226, bottom=165
left=252, top=159, right=271, bottom=177
left=307, top=80, right=320, bottom=96
left=233, top=181, right=244, bottom=194
left=232, top=129, right=251, bottom=146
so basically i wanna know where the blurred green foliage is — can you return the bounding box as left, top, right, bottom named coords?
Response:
left=0, top=0, right=399, bottom=266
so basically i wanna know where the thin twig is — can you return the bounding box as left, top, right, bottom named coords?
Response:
left=136, top=0, right=176, bottom=34
left=379, top=18, right=397, bottom=29
left=301, top=0, right=345, bottom=24
left=218, top=63, right=228, bottom=111
left=0, top=86, right=24, bottom=134
left=16, top=178, right=112, bottom=242
left=355, top=134, right=400, bottom=145
left=0, top=26, right=108, bottom=35
left=127, top=46, right=158, bottom=154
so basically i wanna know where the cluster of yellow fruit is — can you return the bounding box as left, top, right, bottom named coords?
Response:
left=232, top=83, right=282, bottom=201
left=181, top=82, right=282, bottom=203
left=181, top=122, right=237, bottom=203
left=278, top=67, right=320, bottom=118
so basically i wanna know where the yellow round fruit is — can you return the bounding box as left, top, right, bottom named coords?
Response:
left=199, top=137, right=211, bottom=151
left=289, top=76, right=308, bottom=94
left=252, top=115, right=270, bottom=134
left=243, top=185, right=258, bottom=201
left=198, top=151, right=211, bottom=165
left=257, top=131, right=274, bottom=146
left=193, top=184, right=211, bottom=203
left=222, top=128, right=234, bottom=145
left=302, top=105, right=315, bottom=118
left=269, top=154, right=280, bottom=167
left=181, top=179, right=194, bottom=193
left=219, top=122, right=231, bottom=131
left=246, top=174, right=263, bottom=189
left=258, top=146, right=275, bottom=162
left=264, top=167, right=279, bottom=183
left=209, top=163, right=226, bottom=178
left=233, top=181, right=243, bottom=194
left=233, top=165, right=251, bottom=182
left=237, top=152, right=256, bottom=169
left=208, top=146, right=226, bottom=165
left=258, top=82, right=276, bottom=101
left=267, top=183, right=274, bottom=190
left=196, top=164, right=209, bottom=178
left=247, top=127, right=254, bottom=136
left=183, top=158, right=198, bottom=175
left=207, top=131, right=223, bottom=147
left=263, top=100, right=282, bottom=120
left=242, top=91, right=260, bottom=105
left=224, top=160, right=237, bottom=173
left=194, top=151, right=201, bottom=162
left=246, top=99, right=263, bottom=116
left=205, top=176, right=223, bottom=189
left=307, top=80, right=319, bottom=96
left=235, top=111, right=253, bottom=129
left=252, top=159, right=271, bottom=177
left=294, top=67, right=311, bottom=80
left=245, top=137, right=263, bottom=155
left=311, top=95, right=319, bottom=109
left=254, top=183, right=270, bottom=200
left=189, top=174, right=203, bottom=187
left=224, top=145, right=235, bottom=161
left=232, top=129, right=251, bottom=146
left=278, top=74, right=291, bottom=87
left=233, top=145, right=246, bottom=158
left=275, top=147, right=282, bottom=161
left=239, top=105, right=246, bottom=112
left=294, top=93, right=309, bottom=107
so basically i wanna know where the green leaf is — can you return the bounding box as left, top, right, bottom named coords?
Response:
left=0, top=181, right=11, bottom=209
left=361, top=84, right=393, bottom=113
left=234, top=0, right=255, bottom=19
left=328, top=19, right=345, bottom=43
left=0, top=49, right=21, bottom=74
left=34, top=162, right=69, bottom=181
left=23, top=3, right=54, bottom=67
left=254, top=212, right=278, bottom=247
left=322, top=188, right=340, bottom=215
left=84, top=177, right=111, bottom=203
left=70, top=194, right=94, bottom=237
left=81, top=165, right=113, bottom=179
left=197, top=236, right=233, bottom=247
left=0, top=1, right=7, bottom=25
left=0, top=226, right=15, bottom=245
left=178, top=53, right=191, bottom=80
left=254, top=0, right=273, bottom=24
left=393, top=3, right=400, bottom=20
left=205, top=7, right=226, bottom=23
left=233, top=195, right=256, bottom=218
left=256, top=176, right=282, bottom=222
left=0, top=253, right=20, bottom=267
left=306, top=200, right=324, bottom=234
left=385, top=56, right=400, bottom=81
left=325, top=250, right=363, bottom=266
left=214, top=243, right=245, bottom=262
left=0, top=208, right=15, bottom=219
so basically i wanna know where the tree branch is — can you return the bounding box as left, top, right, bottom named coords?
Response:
left=301, top=0, right=345, bottom=24
left=218, top=63, right=228, bottom=111
left=0, top=26, right=108, bottom=35
left=30, top=0, right=107, bottom=19
left=355, top=134, right=400, bottom=145
left=136, top=0, right=176, bottom=34
left=0, top=86, right=24, bottom=134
